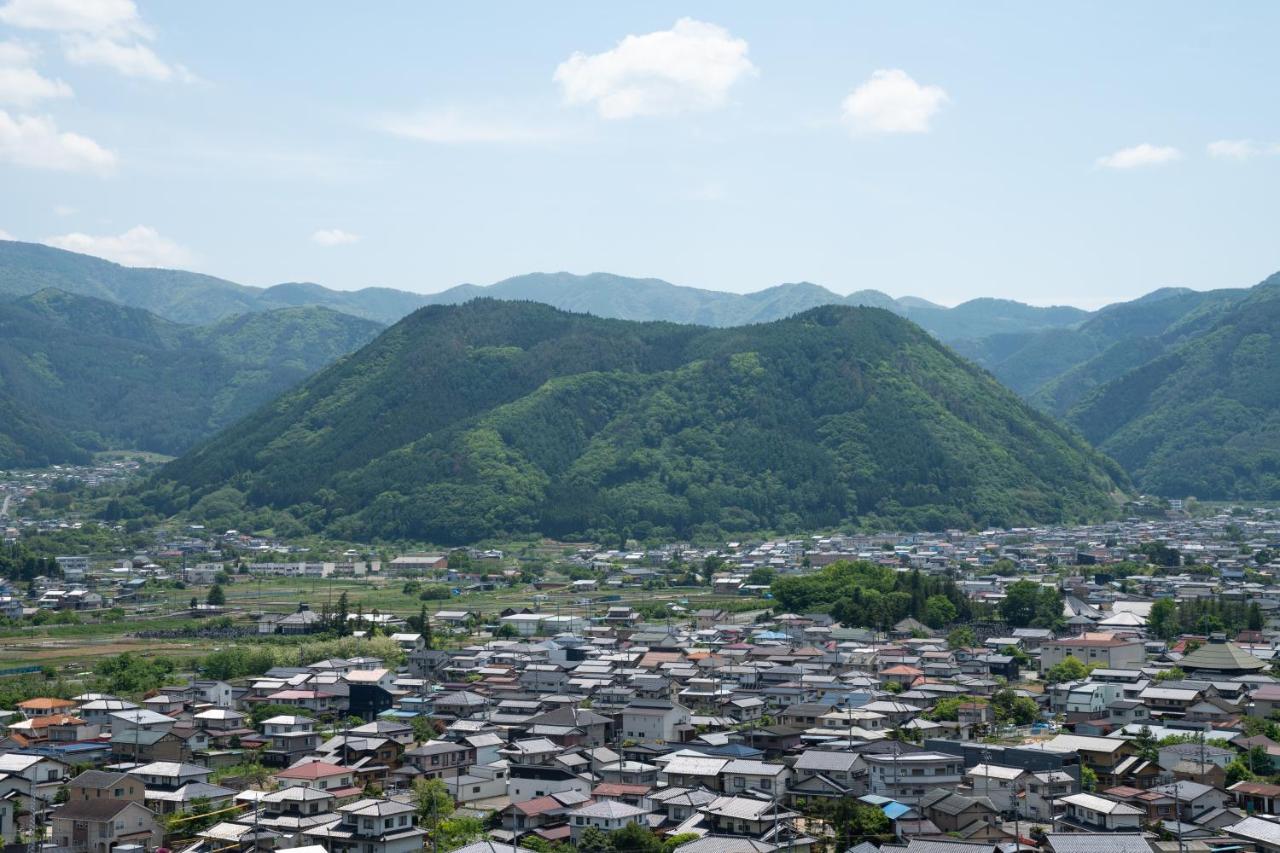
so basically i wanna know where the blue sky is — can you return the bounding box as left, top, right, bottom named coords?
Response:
left=1, top=1, right=1278, bottom=308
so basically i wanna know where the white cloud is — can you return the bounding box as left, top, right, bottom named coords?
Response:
left=554, top=18, right=756, bottom=119
left=44, top=225, right=193, bottom=267
left=0, top=227, right=14, bottom=239
left=1206, top=139, right=1280, bottom=161
left=0, top=39, right=72, bottom=106
left=0, top=0, right=149, bottom=38
left=841, top=69, right=948, bottom=134
left=0, top=0, right=191, bottom=83
left=311, top=228, right=361, bottom=247
left=1096, top=143, right=1183, bottom=169
left=0, top=109, right=115, bottom=173
left=378, top=110, right=556, bottom=144
left=63, top=34, right=188, bottom=81
left=53, top=203, right=75, bottom=215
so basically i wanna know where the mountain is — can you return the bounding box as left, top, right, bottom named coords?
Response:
left=1067, top=275, right=1280, bottom=499
left=0, top=290, right=382, bottom=466
left=0, top=241, right=1089, bottom=340
left=957, top=286, right=1250, bottom=401
left=151, top=300, right=1126, bottom=544
left=0, top=241, right=427, bottom=325
left=421, top=272, right=1089, bottom=341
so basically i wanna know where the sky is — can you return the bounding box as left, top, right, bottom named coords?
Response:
left=1, top=2, right=1278, bottom=309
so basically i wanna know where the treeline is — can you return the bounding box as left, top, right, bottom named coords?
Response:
left=772, top=561, right=973, bottom=630
left=198, top=634, right=408, bottom=681
left=1148, top=596, right=1265, bottom=640
left=0, top=543, right=61, bottom=583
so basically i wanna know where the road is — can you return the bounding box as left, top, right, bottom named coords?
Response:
left=0, top=493, right=10, bottom=520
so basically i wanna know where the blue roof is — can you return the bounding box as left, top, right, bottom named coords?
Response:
left=883, top=802, right=911, bottom=820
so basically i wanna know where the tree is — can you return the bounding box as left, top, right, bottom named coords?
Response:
left=577, top=826, right=611, bottom=853
left=435, top=816, right=485, bottom=849
left=411, top=777, right=454, bottom=831
left=334, top=591, right=350, bottom=636
left=991, top=689, right=1038, bottom=725
left=1132, top=725, right=1158, bottom=761
left=746, top=566, right=777, bottom=587
left=947, top=626, right=977, bottom=650
left=495, top=623, right=519, bottom=639
left=923, top=594, right=958, bottom=628
left=607, top=823, right=662, bottom=853
left=206, top=584, right=225, bottom=606
left=1148, top=598, right=1179, bottom=640
left=1080, top=765, right=1097, bottom=792
left=1247, top=602, right=1264, bottom=631
left=189, top=596, right=198, bottom=609
left=1154, top=667, right=1185, bottom=682
left=410, top=715, right=435, bottom=744
left=1000, top=580, right=1061, bottom=629
left=1044, top=655, right=1090, bottom=684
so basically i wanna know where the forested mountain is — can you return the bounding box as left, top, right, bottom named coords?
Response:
left=0, top=290, right=382, bottom=466
left=1067, top=275, right=1280, bottom=499
left=0, top=241, right=427, bottom=324
left=955, top=286, right=1250, bottom=402
left=147, top=300, right=1125, bottom=544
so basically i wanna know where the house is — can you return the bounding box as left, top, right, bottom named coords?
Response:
left=865, top=751, right=963, bottom=805
left=402, top=740, right=476, bottom=780
left=275, top=760, right=361, bottom=800
left=306, top=797, right=425, bottom=853
left=0, top=752, right=71, bottom=800
left=67, top=771, right=143, bottom=803
left=50, top=799, right=163, bottom=853
left=568, top=799, right=649, bottom=839
left=1040, top=634, right=1145, bottom=673
left=1055, top=793, right=1144, bottom=832
left=720, top=759, right=789, bottom=796
left=700, top=795, right=799, bottom=836
left=1025, top=771, right=1077, bottom=823
left=620, top=699, right=692, bottom=743
left=16, top=697, right=77, bottom=719
left=919, top=788, right=1000, bottom=833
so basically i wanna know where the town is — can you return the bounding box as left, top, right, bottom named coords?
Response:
left=1, top=493, right=1279, bottom=853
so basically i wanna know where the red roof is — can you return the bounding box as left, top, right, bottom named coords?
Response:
left=881, top=665, right=924, bottom=676
left=275, top=760, right=350, bottom=780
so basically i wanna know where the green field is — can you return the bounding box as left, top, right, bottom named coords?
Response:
left=0, top=574, right=769, bottom=672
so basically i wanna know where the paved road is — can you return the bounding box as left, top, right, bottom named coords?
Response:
left=0, top=493, right=10, bottom=520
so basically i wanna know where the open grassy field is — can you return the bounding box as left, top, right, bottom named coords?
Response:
left=0, top=574, right=769, bottom=672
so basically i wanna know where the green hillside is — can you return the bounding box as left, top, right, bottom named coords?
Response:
left=150, top=300, right=1125, bottom=544
left=957, top=287, right=1249, bottom=402
left=0, top=290, right=381, bottom=465
left=1068, top=275, right=1280, bottom=499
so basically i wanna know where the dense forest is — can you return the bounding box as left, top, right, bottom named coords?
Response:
left=0, top=289, right=382, bottom=465
left=144, top=300, right=1125, bottom=543
left=1068, top=275, right=1280, bottom=498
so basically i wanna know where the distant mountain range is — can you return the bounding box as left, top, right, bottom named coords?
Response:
left=0, top=240, right=1086, bottom=341
left=0, top=241, right=426, bottom=325
left=150, top=300, right=1125, bottom=543
left=0, top=289, right=381, bottom=466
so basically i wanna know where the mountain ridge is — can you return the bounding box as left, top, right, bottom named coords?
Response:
left=0, top=288, right=383, bottom=466
left=148, top=299, right=1127, bottom=543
